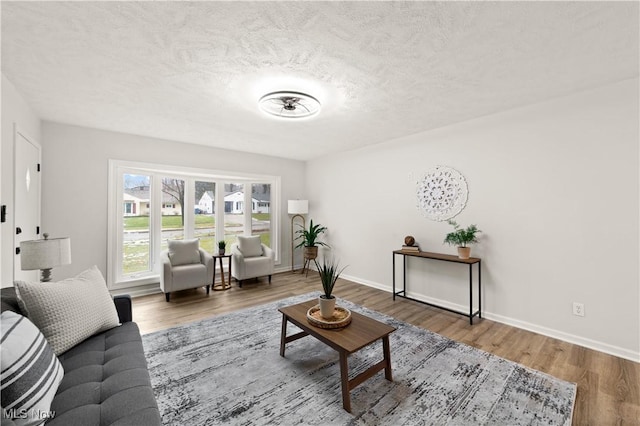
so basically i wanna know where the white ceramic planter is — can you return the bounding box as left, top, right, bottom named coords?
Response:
left=318, top=296, right=336, bottom=319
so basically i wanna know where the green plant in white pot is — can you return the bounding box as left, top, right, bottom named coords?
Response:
left=443, top=220, right=481, bottom=259
left=314, top=257, right=347, bottom=319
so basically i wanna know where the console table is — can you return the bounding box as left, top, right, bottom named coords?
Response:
left=392, top=250, right=481, bottom=325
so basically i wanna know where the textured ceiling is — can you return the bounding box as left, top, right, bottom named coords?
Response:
left=2, top=1, right=638, bottom=161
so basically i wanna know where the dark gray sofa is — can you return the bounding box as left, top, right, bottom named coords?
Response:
left=1, top=288, right=161, bottom=425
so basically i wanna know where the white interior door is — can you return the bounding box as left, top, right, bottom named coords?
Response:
left=14, top=128, right=40, bottom=282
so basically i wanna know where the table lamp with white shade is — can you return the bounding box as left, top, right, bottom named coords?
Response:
left=288, top=200, right=308, bottom=272
left=20, top=233, right=71, bottom=282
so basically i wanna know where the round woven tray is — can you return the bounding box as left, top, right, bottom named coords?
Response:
left=306, top=305, right=352, bottom=329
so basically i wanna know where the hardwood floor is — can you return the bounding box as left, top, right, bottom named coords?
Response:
left=133, top=271, right=640, bottom=425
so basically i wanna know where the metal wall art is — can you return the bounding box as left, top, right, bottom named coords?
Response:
left=416, top=166, right=468, bottom=221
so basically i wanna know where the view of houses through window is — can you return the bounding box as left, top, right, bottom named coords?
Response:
left=117, top=168, right=274, bottom=283
left=251, top=183, right=271, bottom=247
left=160, top=177, right=186, bottom=254
left=223, top=183, right=244, bottom=249
left=194, top=180, right=216, bottom=253
left=122, top=174, right=151, bottom=275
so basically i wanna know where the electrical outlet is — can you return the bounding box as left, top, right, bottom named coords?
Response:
left=572, top=302, right=585, bottom=317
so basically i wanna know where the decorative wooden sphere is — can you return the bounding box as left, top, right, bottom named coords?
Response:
left=404, top=236, right=415, bottom=246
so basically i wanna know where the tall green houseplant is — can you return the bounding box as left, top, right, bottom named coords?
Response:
left=295, top=219, right=329, bottom=249
left=295, top=219, right=329, bottom=274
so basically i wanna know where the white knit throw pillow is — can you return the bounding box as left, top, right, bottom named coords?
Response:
left=15, top=265, right=120, bottom=355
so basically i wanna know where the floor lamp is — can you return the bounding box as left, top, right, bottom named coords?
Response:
left=288, top=200, right=308, bottom=272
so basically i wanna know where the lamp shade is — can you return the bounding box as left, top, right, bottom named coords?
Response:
left=20, top=237, right=71, bottom=270
left=288, top=200, right=308, bottom=215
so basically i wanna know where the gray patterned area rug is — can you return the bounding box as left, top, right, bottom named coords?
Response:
left=142, top=292, right=576, bottom=425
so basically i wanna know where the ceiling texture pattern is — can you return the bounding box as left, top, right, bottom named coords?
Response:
left=2, top=1, right=638, bottom=161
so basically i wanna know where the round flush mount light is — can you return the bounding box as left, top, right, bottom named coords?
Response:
left=258, top=91, right=321, bottom=118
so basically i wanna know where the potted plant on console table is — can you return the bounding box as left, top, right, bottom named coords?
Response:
left=314, top=257, right=347, bottom=319
left=443, top=219, right=481, bottom=259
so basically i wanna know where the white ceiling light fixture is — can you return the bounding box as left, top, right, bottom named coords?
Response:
left=259, top=91, right=321, bottom=119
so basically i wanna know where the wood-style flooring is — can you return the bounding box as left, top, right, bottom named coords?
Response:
left=132, top=271, right=640, bottom=425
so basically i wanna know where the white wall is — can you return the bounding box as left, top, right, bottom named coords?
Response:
left=1, top=74, right=42, bottom=287
left=306, top=78, right=640, bottom=361
left=40, top=122, right=306, bottom=283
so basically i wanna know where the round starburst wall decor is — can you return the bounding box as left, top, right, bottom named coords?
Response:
left=416, top=166, right=468, bottom=221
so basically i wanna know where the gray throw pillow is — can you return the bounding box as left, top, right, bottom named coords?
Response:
left=1, top=311, right=64, bottom=426
left=168, top=238, right=201, bottom=266
left=15, top=265, right=120, bottom=355
left=237, top=236, right=263, bottom=258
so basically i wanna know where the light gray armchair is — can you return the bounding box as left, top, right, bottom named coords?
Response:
left=160, top=239, right=214, bottom=302
left=231, top=235, right=274, bottom=287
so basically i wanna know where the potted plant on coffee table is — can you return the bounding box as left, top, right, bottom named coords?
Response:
left=443, top=219, right=481, bottom=259
left=314, top=257, right=347, bottom=319
left=295, top=219, right=329, bottom=268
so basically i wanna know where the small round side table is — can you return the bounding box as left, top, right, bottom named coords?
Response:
left=212, top=253, right=232, bottom=291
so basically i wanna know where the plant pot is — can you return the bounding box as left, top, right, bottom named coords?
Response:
left=457, top=247, right=471, bottom=259
left=303, top=246, right=318, bottom=260
left=318, top=295, right=336, bottom=319
left=218, top=249, right=225, bottom=255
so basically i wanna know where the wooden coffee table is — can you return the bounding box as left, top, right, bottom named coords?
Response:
left=279, top=299, right=396, bottom=412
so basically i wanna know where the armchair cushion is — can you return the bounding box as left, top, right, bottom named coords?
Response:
left=170, top=263, right=208, bottom=284
left=237, top=235, right=263, bottom=258
left=168, top=238, right=201, bottom=266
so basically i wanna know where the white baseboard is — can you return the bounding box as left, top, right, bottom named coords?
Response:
left=342, top=274, right=640, bottom=363
left=342, top=273, right=388, bottom=292
left=342, top=273, right=473, bottom=313
left=482, top=311, right=640, bottom=363
left=110, top=282, right=161, bottom=298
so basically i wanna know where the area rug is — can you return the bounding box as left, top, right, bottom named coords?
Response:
left=142, top=293, right=576, bottom=425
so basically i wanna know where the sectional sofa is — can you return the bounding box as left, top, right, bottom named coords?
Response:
left=1, top=276, right=161, bottom=425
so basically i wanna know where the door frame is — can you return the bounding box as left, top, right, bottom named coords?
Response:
left=13, top=124, right=41, bottom=281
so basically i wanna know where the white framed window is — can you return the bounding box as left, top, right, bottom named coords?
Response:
left=108, top=160, right=280, bottom=290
